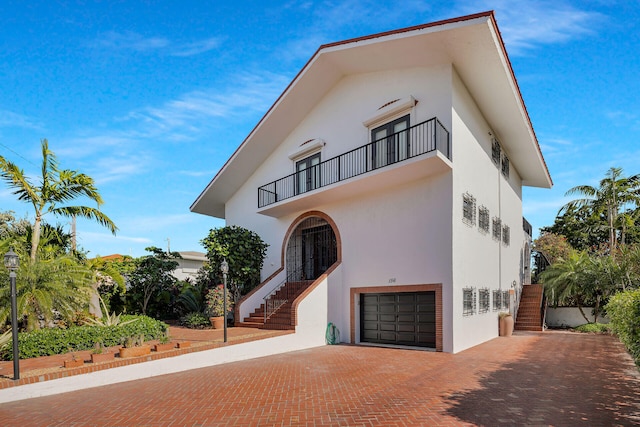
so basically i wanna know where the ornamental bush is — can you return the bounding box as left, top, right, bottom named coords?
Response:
left=605, top=289, right=640, bottom=366
left=0, top=315, right=168, bottom=360
left=179, top=311, right=210, bottom=329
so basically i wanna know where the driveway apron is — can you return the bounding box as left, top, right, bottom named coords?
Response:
left=0, top=331, right=639, bottom=426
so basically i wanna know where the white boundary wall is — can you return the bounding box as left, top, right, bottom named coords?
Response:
left=546, top=307, right=609, bottom=328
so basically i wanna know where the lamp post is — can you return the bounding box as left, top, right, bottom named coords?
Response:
left=3, top=248, right=20, bottom=380
left=220, top=259, right=229, bottom=343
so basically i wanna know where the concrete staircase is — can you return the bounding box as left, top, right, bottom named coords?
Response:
left=515, top=284, right=545, bottom=331
left=237, top=280, right=314, bottom=330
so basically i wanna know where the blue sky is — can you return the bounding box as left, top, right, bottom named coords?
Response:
left=0, top=1, right=638, bottom=258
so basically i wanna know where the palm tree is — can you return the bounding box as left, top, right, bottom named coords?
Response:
left=540, top=250, right=595, bottom=323
left=0, top=240, right=93, bottom=331
left=0, top=139, right=117, bottom=262
left=561, top=167, right=640, bottom=253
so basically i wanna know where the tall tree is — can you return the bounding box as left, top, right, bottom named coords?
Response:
left=0, top=139, right=117, bottom=262
left=200, top=226, right=268, bottom=301
left=126, top=247, right=180, bottom=316
left=560, top=167, right=640, bottom=253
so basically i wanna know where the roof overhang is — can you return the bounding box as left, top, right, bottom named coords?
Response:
left=191, top=11, right=552, bottom=219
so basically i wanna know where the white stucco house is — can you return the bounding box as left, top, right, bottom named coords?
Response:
left=191, top=11, right=552, bottom=353
left=172, top=251, right=208, bottom=282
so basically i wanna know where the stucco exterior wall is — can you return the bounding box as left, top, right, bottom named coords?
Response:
left=225, top=65, right=454, bottom=274
left=450, top=69, right=524, bottom=353
left=222, top=62, right=529, bottom=354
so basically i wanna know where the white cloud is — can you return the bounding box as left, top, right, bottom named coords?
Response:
left=453, top=0, right=604, bottom=55
left=0, top=110, right=43, bottom=129
left=172, top=37, right=222, bottom=57
left=92, top=31, right=221, bottom=57
left=121, top=71, right=289, bottom=140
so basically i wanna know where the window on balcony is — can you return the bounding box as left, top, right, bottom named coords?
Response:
left=296, top=153, right=321, bottom=195
left=371, top=115, right=410, bottom=169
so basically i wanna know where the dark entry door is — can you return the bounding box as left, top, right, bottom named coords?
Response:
left=360, top=291, right=435, bottom=348
left=301, top=224, right=337, bottom=280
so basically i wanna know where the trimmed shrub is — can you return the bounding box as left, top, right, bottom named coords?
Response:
left=0, top=315, right=168, bottom=360
left=573, top=323, right=612, bottom=334
left=605, top=289, right=640, bottom=366
left=179, top=312, right=210, bottom=329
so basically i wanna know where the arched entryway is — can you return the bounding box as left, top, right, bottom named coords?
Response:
left=285, top=215, right=338, bottom=281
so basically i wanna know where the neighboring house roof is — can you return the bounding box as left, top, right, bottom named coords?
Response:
left=191, top=11, right=553, bottom=219
left=177, top=251, right=208, bottom=262
left=96, top=254, right=126, bottom=262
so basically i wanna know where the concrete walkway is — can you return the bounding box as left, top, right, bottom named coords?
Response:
left=1, top=331, right=639, bottom=426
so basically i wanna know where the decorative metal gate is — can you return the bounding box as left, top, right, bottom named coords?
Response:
left=286, top=217, right=337, bottom=281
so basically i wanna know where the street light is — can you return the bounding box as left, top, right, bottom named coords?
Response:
left=220, top=259, right=229, bottom=343
left=3, top=248, right=20, bottom=380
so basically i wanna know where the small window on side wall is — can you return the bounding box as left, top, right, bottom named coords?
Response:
left=502, top=155, right=510, bottom=178
left=492, top=139, right=501, bottom=165
left=502, top=224, right=510, bottom=246
left=463, top=287, right=476, bottom=316
left=478, top=206, right=490, bottom=233
left=492, top=217, right=502, bottom=241
left=478, top=288, right=490, bottom=314
left=462, top=193, right=476, bottom=227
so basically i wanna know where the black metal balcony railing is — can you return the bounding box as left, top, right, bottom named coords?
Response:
left=258, top=117, right=450, bottom=208
left=523, top=217, right=533, bottom=238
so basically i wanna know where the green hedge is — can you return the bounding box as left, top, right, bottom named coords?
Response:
left=605, top=289, right=640, bottom=366
left=0, top=315, right=168, bottom=360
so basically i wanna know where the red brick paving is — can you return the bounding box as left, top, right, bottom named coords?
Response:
left=0, top=331, right=639, bottom=426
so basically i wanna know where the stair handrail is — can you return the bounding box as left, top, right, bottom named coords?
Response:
left=263, top=267, right=305, bottom=322
left=263, top=277, right=288, bottom=323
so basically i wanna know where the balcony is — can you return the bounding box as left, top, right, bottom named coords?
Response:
left=257, top=117, right=451, bottom=217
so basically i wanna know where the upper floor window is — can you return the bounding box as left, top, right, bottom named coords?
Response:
left=502, top=224, right=511, bottom=246
left=492, top=217, right=502, bottom=241
left=296, top=153, right=321, bottom=195
left=478, top=206, right=490, bottom=233
left=501, top=155, right=510, bottom=178
left=462, top=193, right=476, bottom=226
left=491, top=139, right=501, bottom=165
left=371, top=115, right=410, bottom=169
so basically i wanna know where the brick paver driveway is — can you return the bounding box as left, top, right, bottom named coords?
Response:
left=1, top=331, right=639, bottom=426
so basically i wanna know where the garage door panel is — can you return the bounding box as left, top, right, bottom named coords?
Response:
left=379, top=305, right=395, bottom=314
left=398, top=324, right=416, bottom=333
left=397, top=314, right=416, bottom=323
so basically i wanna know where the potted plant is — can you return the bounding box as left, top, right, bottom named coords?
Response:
left=499, top=312, right=514, bottom=337
left=153, top=332, right=175, bottom=352
left=206, top=285, right=233, bottom=329
left=91, top=341, right=115, bottom=363
left=119, top=334, right=151, bottom=358
left=64, top=349, right=85, bottom=368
